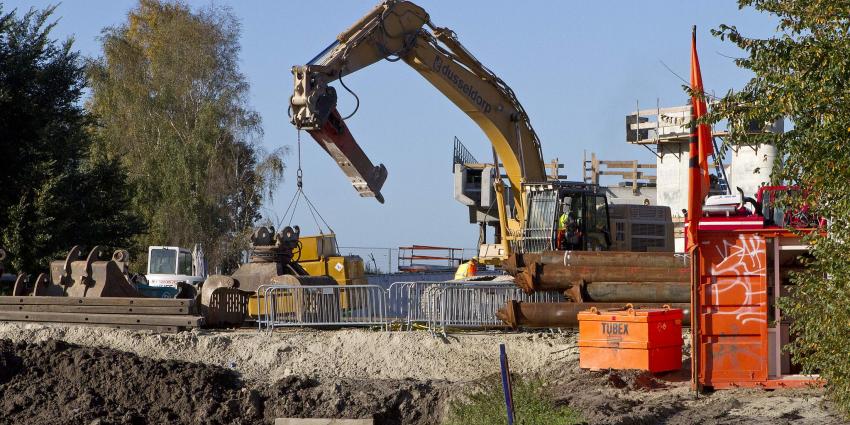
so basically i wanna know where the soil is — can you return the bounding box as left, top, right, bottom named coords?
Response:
left=0, top=323, right=846, bottom=424
left=0, top=339, right=450, bottom=425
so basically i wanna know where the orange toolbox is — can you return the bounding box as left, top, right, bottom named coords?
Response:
left=578, top=304, right=683, bottom=373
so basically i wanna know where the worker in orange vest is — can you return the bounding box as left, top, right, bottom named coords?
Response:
left=454, top=257, right=478, bottom=280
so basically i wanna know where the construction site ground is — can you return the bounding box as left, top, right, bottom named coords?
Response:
left=0, top=323, right=844, bottom=424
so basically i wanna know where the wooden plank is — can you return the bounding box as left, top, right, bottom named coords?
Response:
left=598, top=171, right=655, bottom=179
left=24, top=321, right=187, bottom=333
left=0, top=304, right=191, bottom=315
left=599, top=160, right=638, bottom=168
left=0, top=296, right=193, bottom=308
left=78, top=322, right=186, bottom=333
left=0, top=310, right=203, bottom=327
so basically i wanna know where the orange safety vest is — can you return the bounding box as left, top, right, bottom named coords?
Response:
left=454, top=261, right=477, bottom=280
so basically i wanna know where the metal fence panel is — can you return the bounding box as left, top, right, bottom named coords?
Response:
left=258, top=281, right=565, bottom=335
left=257, top=284, right=387, bottom=330
left=425, top=284, right=564, bottom=335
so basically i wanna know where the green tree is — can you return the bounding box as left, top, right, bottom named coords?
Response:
left=0, top=5, right=144, bottom=273
left=87, top=0, right=283, bottom=272
left=712, top=0, right=850, bottom=415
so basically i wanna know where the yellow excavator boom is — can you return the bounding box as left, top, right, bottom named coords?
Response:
left=290, top=0, right=548, bottom=257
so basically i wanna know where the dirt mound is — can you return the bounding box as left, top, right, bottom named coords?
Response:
left=0, top=339, right=449, bottom=425
left=264, top=377, right=446, bottom=424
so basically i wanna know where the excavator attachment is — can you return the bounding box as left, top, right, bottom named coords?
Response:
left=304, top=107, right=387, bottom=203
left=0, top=246, right=204, bottom=331
left=46, top=245, right=146, bottom=298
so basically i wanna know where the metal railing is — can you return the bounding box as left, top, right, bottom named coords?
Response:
left=513, top=188, right=558, bottom=254
left=257, top=281, right=563, bottom=335
left=257, top=284, right=387, bottom=330
left=426, top=283, right=564, bottom=335
left=387, top=281, right=564, bottom=334
left=387, top=281, right=440, bottom=327
left=452, top=136, right=478, bottom=169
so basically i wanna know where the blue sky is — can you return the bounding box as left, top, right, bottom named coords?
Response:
left=7, top=1, right=778, bottom=253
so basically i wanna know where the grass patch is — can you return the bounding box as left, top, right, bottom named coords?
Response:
left=445, top=376, right=582, bottom=425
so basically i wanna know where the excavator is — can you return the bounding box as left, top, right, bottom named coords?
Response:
left=289, top=0, right=689, bottom=326
left=289, top=0, right=628, bottom=262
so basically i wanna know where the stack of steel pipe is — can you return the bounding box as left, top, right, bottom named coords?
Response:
left=497, top=250, right=691, bottom=329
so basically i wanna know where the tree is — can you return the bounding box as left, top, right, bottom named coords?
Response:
left=0, top=5, right=144, bottom=273
left=712, top=1, right=850, bottom=415
left=87, top=0, right=283, bottom=272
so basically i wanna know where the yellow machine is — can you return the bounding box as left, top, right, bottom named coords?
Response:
left=296, top=234, right=367, bottom=309
left=245, top=233, right=367, bottom=317
left=296, top=234, right=367, bottom=287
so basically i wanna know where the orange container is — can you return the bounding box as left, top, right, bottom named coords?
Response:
left=578, top=305, right=683, bottom=373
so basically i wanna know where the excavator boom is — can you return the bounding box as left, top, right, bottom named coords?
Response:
left=290, top=0, right=547, bottom=256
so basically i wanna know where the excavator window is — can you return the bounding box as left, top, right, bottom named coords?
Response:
left=554, top=189, right=613, bottom=251
left=583, top=194, right=612, bottom=251
left=557, top=194, right=584, bottom=250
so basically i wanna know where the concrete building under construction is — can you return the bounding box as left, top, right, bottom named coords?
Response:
left=453, top=102, right=783, bottom=252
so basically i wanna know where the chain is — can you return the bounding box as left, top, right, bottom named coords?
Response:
left=283, top=128, right=335, bottom=236
left=296, top=129, right=303, bottom=189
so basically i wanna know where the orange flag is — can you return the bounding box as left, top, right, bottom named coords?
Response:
left=686, top=26, right=713, bottom=252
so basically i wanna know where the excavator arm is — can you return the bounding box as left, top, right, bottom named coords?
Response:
left=290, top=0, right=547, bottom=255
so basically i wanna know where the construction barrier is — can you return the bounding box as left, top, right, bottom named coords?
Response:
left=387, top=281, right=458, bottom=327
left=387, top=281, right=412, bottom=318
left=424, top=283, right=564, bottom=335
left=386, top=281, right=564, bottom=334
left=258, top=281, right=564, bottom=335
left=256, top=284, right=387, bottom=331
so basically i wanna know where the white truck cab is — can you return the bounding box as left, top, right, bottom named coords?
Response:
left=146, top=246, right=206, bottom=288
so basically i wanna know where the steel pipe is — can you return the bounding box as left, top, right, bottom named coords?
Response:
left=584, top=281, right=690, bottom=303
left=515, top=263, right=689, bottom=293
left=496, top=300, right=691, bottom=329
left=504, top=251, right=689, bottom=275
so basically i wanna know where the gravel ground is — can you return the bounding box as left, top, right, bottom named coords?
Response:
left=0, top=323, right=577, bottom=383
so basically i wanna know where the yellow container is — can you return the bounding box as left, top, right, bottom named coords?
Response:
left=298, top=234, right=338, bottom=262
left=299, top=260, right=328, bottom=277
left=248, top=292, right=298, bottom=316
left=326, top=256, right=366, bottom=282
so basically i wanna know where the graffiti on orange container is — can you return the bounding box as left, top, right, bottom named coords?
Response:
left=706, top=235, right=767, bottom=325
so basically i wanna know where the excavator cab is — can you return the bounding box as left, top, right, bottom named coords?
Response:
left=558, top=184, right=611, bottom=251
left=519, top=182, right=612, bottom=254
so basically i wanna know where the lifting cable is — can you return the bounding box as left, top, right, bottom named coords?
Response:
left=282, top=130, right=336, bottom=241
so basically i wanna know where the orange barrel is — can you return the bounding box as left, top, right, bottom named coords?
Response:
left=577, top=304, right=683, bottom=373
